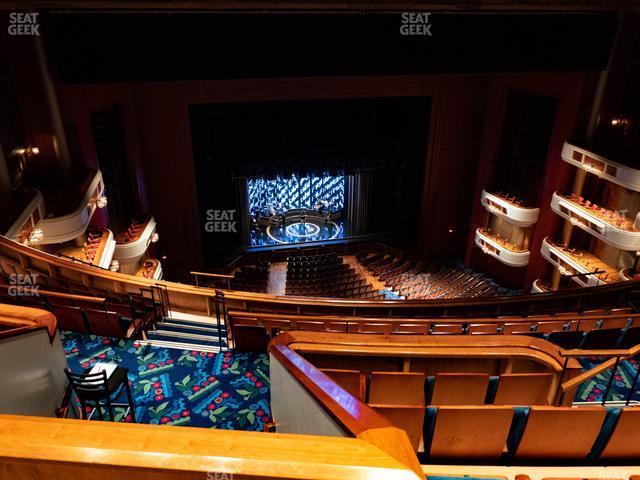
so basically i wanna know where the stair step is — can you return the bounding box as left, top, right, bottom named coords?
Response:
left=149, top=328, right=226, bottom=343
left=160, top=322, right=225, bottom=335
left=138, top=339, right=225, bottom=353
left=162, top=316, right=225, bottom=329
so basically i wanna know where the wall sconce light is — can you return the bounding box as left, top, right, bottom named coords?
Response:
left=151, top=232, right=159, bottom=243
left=96, top=195, right=108, bottom=209
left=27, top=146, right=39, bottom=156
left=569, top=217, right=579, bottom=226
left=611, top=117, right=630, bottom=127
left=109, top=259, right=120, bottom=272
left=28, top=227, right=44, bottom=245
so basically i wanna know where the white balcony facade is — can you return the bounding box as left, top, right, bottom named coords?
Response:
left=38, top=171, right=105, bottom=245
left=561, top=142, right=640, bottom=192
left=540, top=237, right=605, bottom=288
left=474, top=228, right=530, bottom=267
left=480, top=190, right=539, bottom=227
left=113, top=217, right=158, bottom=267
left=550, top=191, right=640, bottom=251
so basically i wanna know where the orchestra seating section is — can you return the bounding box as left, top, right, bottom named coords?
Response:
left=228, top=306, right=640, bottom=352
left=229, top=260, right=270, bottom=293
left=285, top=251, right=385, bottom=299
left=356, top=250, right=508, bottom=299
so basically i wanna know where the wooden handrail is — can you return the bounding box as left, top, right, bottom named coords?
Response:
left=0, top=284, right=106, bottom=303
left=190, top=271, right=234, bottom=279
left=3, top=234, right=640, bottom=313
left=561, top=344, right=640, bottom=393
left=269, top=343, right=423, bottom=478
left=270, top=331, right=573, bottom=374
left=559, top=348, right=633, bottom=358
left=228, top=309, right=640, bottom=325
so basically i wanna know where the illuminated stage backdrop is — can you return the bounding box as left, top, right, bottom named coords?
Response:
left=247, top=173, right=344, bottom=214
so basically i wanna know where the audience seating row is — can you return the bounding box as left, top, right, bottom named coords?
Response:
left=357, top=251, right=504, bottom=299
left=229, top=309, right=640, bottom=351
left=321, top=370, right=555, bottom=407
left=229, top=261, right=270, bottom=294
left=285, top=252, right=385, bottom=299
left=0, top=279, right=161, bottom=339
left=371, top=403, right=640, bottom=464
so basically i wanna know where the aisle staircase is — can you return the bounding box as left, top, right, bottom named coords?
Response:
left=140, top=310, right=229, bottom=353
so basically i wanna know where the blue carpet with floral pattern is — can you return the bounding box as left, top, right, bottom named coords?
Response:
left=575, top=358, right=640, bottom=403
left=61, top=331, right=271, bottom=430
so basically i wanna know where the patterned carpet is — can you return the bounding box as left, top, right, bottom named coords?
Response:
left=575, top=358, right=640, bottom=403
left=61, top=331, right=271, bottom=430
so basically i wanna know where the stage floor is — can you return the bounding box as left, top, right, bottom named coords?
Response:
left=249, top=219, right=347, bottom=247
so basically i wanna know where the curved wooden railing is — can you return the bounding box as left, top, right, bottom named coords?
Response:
left=271, top=331, right=575, bottom=375
left=2, top=234, right=640, bottom=318
left=270, top=343, right=423, bottom=478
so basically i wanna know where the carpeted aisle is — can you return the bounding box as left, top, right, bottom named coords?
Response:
left=61, top=331, right=271, bottom=430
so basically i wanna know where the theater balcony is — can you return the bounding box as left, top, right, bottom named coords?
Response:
left=541, top=237, right=622, bottom=287
left=474, top=227, right=530, bottom=267
left=37, top=169, right=106, bottom=245
left=135, top=258, right=163, bottom=280
left=1, top=189, right=46, bottom=244
left=531, top=278, right=552, bottom=293
left=113, top=216, right=158, bottom=273
left=551, top=191, right=640, bottom=251
left=620, top=267, right=637, bottom=282
left=480, top=190, right=539, bottom=227
left=561, top=142, right=640, bottom=192
left=56, top=228, right=116, bottom=270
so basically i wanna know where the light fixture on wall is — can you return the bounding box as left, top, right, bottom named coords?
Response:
left=96, top=195, right=108, bottom=209
left=151, top=232, right=159, bottom=243
left=611, top=117, right=630, bottom=128
left=28, top=227, right=44, bottom=245
left=109, top=259, right=120, bottom=272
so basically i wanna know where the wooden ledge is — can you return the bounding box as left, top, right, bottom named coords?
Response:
left=270, top=331, right=572, bottom=373
left=0, top=414, right=420, bottom=480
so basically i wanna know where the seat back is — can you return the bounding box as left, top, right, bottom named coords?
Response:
left=502, top=322, right=534, bottom=334
left=428, top=406, right=513, bottom=461
left=368, top=372, right=425, bottom=405
left=468, top=323, right=500, bottom=334
left=620, top=326, right=640, bottom=348
left=600, top=407, right=640, bottom=461
left=320, top=369, right=364, bottom=401
left=493, top=373, right=554, bottom=406
left=357, top=323, right=393, bottom=335
left=394, top=323, right=430, bottom=335
left=546, top=330, right=584, bottom=349
left=52, top=305, right=91, bottom=333
left=430, top=373, right=489, bottom=405
left=581, top=328, right=623, bottom=350
left=513, top=407, right=606, bottom=460
left=431, top=323, right=464, bottom=335
left=535, top=321, right=567, bottom=333
left=370, top=404, right=425, bottom=451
